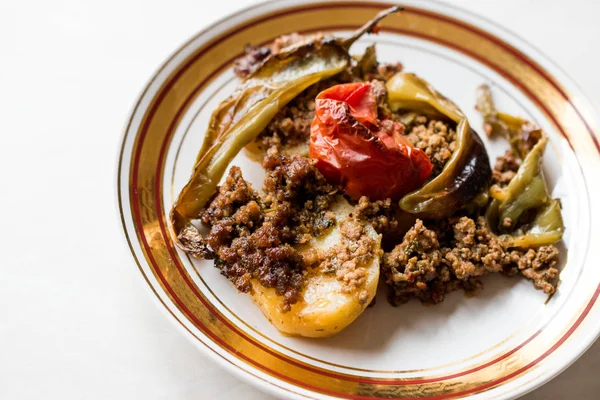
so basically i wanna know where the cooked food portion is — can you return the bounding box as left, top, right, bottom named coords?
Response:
left=353, top=196, right=417, bottom=249
left=180, top=154, right=381, bottom=337
left=309, top=81, right=433, bottom=201
left=382, top=216, right=560, bottom=306
left=251, top=196, right=381, bottom=337
left=181, top=156, right=334, bottom=307
left=387, top=73, right=492, bottom=219
left=476, top=84, right=564, bottom=248
left=492, top=149, right=520, bottom=186
left=171, top=6, right=402, bottom=234
left=234, top=33, right=306, bottom=78
left=246, top=47, right=404, bottom=159
left=171, top=8, right=564, bottom=337
left=404, top=116, right=457, bottom=176
left=372, top=86, right=564, bottom=304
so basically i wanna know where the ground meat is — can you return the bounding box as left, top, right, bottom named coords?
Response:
left=178, top=166, right=261, bottom=259
left=382, top=219, right=460, bottom=304
left=376, top=62, right=404, bottom=81
left=234, top=33, right=306, bottom=78
left=255, top=78, right=329, bottom=156
left=233, top=45, right=271, bottom=78
left=370, top=79, right=393, bottom=119
left=353, top=197, right=398, bottom=237
left=191, top=155, right=347, bottom=311
left=192, top=167, right=305, bottom=308
left=199, top=166, right=261, bottom=226
left=262, top=154, right=338, bottom=240
left=443, top=217, right=506, bottom=282
left=382, top=216, right=560, bottom=305
left=492, top=149, right=520, bottom=186
left=216, top=224, right=304, bottom=308
left=353, top=196, right=416, bottom=250
left=514, top=246, right=560, bottom=294
left=263, top=153, right=333, bottom=202
left=318, top=219, right=380, bottom=303
left=404, top=116, right=457, bottom=176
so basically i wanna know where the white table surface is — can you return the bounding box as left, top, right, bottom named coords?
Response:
left=1, top=0, right=599, bottom=398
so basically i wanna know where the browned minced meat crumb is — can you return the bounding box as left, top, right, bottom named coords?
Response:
left=257, top=80, right=322, bottom=156
left=234, top=33, right=306, bottom=78
left=370, top=79, right=394, bottom=119
left=199, top=166, right=261, bottom=227
left=352, top=196, right=415, bottom=250
left=195, top=166, right=304, bottom=308
left=382, top=219, right=447, bottom=304
left=443, top=217, right=505, bottom=280
left=233, top=45, right=271, bottom=78
left=492, top=149, right=521, bottom=186
left=318, top=219, right=380, bottom=304
left=262, top=154, right=338, bottom=241
left=192, top=155, right=343, bottom=311
left=382, top=216, right=560, bottom=305
left=517, top=246, right=560, bottom=294
left=404, top=115, right=457, bottom=176
left=178, top=166, right=262, bottom=260
left=375, top=62, right=404, bottom=81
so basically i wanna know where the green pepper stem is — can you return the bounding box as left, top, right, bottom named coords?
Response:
left=342, top=6, right=403, bottom=50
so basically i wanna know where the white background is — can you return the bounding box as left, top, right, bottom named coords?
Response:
left=1, top=0, right=599, bottom=399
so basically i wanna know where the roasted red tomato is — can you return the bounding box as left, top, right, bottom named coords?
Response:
left=309, top=82, right=433, bottom=201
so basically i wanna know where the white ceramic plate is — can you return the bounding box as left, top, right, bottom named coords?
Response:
left=117, top=1, right=600, bottom=398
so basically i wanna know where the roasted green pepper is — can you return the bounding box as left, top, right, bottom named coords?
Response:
left=386, top=72, right=492, bottom=218
left=171, top=6, right=402, bottom=240
left=476, top=84, right=564, bottom=247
